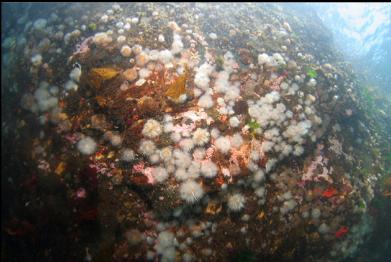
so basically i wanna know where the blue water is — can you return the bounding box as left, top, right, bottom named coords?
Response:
left=311, top=3, right=391, bottom=98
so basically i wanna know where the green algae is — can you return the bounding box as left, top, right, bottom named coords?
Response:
left=306, top=67, right=318, bottom=78
left=88, top=23, right=97, bottom=31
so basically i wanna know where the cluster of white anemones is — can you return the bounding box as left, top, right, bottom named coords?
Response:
left=211, top=52, right=241, bottom=112
left=257, top=52, right=286, bottom=68
left=70, top=19, right=325, bottom=217
left=20, top=81, right=63, bottom=126
left=194, top=62, right=214, bottom=91
left=194, top=62, right=215, bottom=109
left=155, top=231, right=177, bottom=262
left=136, top=115, right=227, bottom=204
left=213, top=132, right=244, bottom=155
left=171, top=32, right=183, bottom=55
left=247, top=90, right=321, bottom=162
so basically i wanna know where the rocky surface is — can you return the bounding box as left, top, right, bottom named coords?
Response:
left=2, top=3, right=391, bottom=262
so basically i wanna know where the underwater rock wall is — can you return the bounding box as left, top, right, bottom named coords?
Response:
left=2, top=3, right=390, bottom=261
